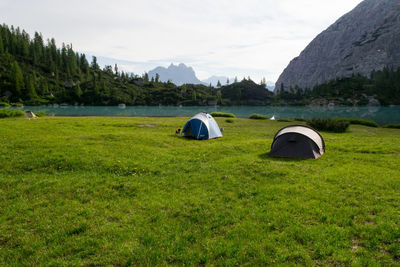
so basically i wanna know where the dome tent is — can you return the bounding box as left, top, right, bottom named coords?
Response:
left=268, top=125, right=325, bottom=159
left=182, top=112, right=222, bottom=140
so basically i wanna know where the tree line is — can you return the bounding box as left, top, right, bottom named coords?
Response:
left=276, top=68, right=400, bottom=106
left=0, top=24, right=274, bottom=106
left=1, top=23, right=398, bottom=106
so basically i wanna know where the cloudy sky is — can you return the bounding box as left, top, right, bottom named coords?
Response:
left=1, top=0, right=363, bottom=82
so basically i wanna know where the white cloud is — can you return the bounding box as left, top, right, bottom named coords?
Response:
left=1, top=0, right=364, bottom=81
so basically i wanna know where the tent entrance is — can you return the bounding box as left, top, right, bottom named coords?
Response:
left=182, top=119, right=209, bottom=140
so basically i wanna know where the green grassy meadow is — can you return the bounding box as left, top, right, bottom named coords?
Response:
left=1, top=116, right=400, bottom=265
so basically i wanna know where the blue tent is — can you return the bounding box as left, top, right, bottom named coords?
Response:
left=182, top=112, right=223, bottom=140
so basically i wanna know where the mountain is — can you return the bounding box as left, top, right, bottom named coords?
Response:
left=266, top=81, right=275, bottom=91
left=275, top=0, right=400, bottom=93
left=148, top=63, right=203, bottom=85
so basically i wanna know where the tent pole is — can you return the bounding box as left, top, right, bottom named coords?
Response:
left=197, top=121, right=203, bottom=139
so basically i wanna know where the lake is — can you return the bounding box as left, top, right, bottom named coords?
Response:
left=16, top=105, right=400, bottom=124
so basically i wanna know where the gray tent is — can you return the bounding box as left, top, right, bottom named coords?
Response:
left=268, top=125, right=325, bottom=159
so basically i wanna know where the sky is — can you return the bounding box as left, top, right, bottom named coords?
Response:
left=0, top=0, right=364, bottom=83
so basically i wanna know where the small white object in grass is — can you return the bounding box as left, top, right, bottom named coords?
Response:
left=270, top=115, right=275, bottom=120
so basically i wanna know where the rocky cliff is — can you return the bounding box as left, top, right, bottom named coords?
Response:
left=275, top=0, right=400, bottom=93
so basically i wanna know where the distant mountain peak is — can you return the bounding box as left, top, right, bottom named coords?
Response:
left=148, top=63, right=202, bottom=85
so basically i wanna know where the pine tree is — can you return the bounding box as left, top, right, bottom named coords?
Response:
left=143, top=73, right=149, bottom=83
left=234, top=76, right=238, bottom=83
left=40, top=81, right=49, bottom=95
left=217, top=80, right=221, bottom=88
left=101, top=81, right=110, bottom=98
left=217, top=90, right=222, bottom=104
left=92, top=72, right=99, bottom=96
left=114, top=64, right=118, bottom=75
left=79, top=54, right=89, bottom=77
left=33, top=32, right=44, bottom=62
left=0, top=36, right=4, bottom=54
left=261, top=77, right=266, bottom=86
left=26, top=74, right=38, bottom=100
left=91, top=56, right=99, bottom=71
left=75, top=84, right=82, bottom=98
left=10, top=61, right=24, bottom=98
left=66, top=44, right=77, bottom=75
left=226, top=78, right=229, bottom=85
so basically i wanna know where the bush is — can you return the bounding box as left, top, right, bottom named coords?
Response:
left=35, top=111, right=46, bottom=117
left=383, top=123, right=400, bottom=129
left=277, top=118, right=292, bottom=122
left=0, top=109, right=25, bottom=118
left=210, top=112, right=236, bottom=118
left=11, top=102, right=24, bottom=107
left=307, top=118, right=349, bottom=133
left=335, top=118, right=379, bottom=127
left=0, top=102, right=10, bottom=107
left=249, top=114, right=268, bottom=120
left=294, top=117, right=307, bottom=122
left=225, top=119, right=234, bottom=123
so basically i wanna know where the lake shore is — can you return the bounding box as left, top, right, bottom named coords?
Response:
left=7, top=105, right=400, bottom=124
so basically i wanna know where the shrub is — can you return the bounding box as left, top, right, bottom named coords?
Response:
left=225, top=119, right=234, bottom=123
left=348, top=118, right=379, bottom=127
left=307, top=118, right=349, bottom=133
left=0, top=109, right=25, bottom=118
left=383, top=123, right=400, bottom=129
left=0, top=102, right=10, bottom=107
left=294, top=117, right=307, bottom=122
left=11, top=102, right=24, bottom=107
left=335, top=118, right=379, bottom=127
left=210, top=112, right=236, bottom=118
left=36, top=111, right=46, bottom=117
left=249, top=114, right=268, bottom=120
left=277, top=118, right=292, bottom=122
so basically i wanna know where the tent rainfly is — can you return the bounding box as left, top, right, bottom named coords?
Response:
left=182, top=112, right=223, bottom=140
left=268, top=125, right=325, bottom=159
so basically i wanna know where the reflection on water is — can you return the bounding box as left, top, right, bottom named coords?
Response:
left=12, top=105, right=400, bottom=124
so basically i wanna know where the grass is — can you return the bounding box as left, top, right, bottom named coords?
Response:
left=210, top=112, right=236, bottom=118
left=277, top=118, right=292, bottom=122
left=0, top=116, right=400, bottom=265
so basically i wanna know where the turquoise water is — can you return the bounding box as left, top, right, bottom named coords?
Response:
left=15, top=105, right=400, bottom=124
